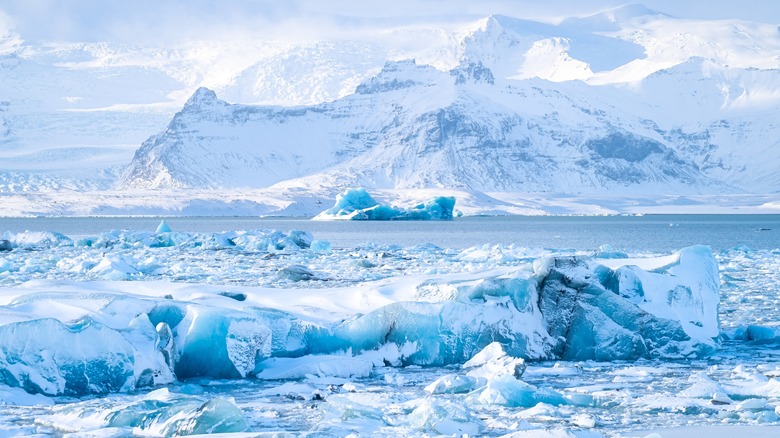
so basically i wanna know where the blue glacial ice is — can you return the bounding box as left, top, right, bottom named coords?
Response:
left=44, top=388, right=250, bottom=435
left=536, top=245, right=720, bottom=360
left=313, top=187, right=455, bottom=220
left=0, top=234, right=722, bottom=397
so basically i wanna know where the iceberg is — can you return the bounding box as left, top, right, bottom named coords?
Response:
left=313, top=188, right=455, bottom=220
left=537, top=245, right=720, bottom=360
left=0, top=242, right=720, bottom=397
left=0, top=318, right=139, bottom=396
left=155, top=219, right=172, bottom=233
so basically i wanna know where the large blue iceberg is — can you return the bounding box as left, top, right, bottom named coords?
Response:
left=313, top=188, right=455, bottom=220
left=0, top=244, right=720, bottom=396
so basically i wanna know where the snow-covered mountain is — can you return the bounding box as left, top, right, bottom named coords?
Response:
left=4, top=4, right=780, bottom=215
left=119, top=60, right=728, bottom=195
left=117, top=6, right=780, bottom=197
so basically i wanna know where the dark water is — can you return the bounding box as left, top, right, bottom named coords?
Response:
left=1, top=215, right=779, bottom=252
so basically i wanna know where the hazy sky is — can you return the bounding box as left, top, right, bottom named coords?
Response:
left=2, top=0, right=779, bottom=44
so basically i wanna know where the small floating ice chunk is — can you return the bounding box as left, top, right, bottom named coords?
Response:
left=259, top=382, right=323, bottom=400
left=278, top=264, right=321, bottom=281
left=425, top=374, right=481, bottom=394
left=736, top=398, right=768, bottom=411
left=472, top=374, right=565, bottom=407
left=5, top=231, right=71, bottom=249
left=571, top=413, right=597, bottom=428
left=711, top=392, right=733, bottom=405
left=311, top=239, right=332, bottom=253
left=99, top=392, right=250, bottom=435
left=313, top=188, right=455, bottom=221
left=464, top=342, right=526, bottom=380
left=156, top=219, right=172, bottom=233
left=320, top=394, right=385, bottom=423
left=89, top=255, right=139, bottom=280
left=593, top=244, right=628, bottom=259
left=408, top=399, right=483, bottom=436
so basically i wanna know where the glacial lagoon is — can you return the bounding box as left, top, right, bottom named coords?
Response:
left=0, top=215, right=779, bottom=437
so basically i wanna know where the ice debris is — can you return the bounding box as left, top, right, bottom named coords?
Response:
left=1, top=231, right=72, bottom=249
left=46, top=389, right=250, bottom=435
left=313, top=187, right=455, bottom=220
left=156, top=219, right=172, bottom=233
left=0, top=245, right=721, bottom=396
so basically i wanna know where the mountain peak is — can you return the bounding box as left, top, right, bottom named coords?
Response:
left=184, top=87, right=220, bottom=108
left=595, top=3, right=667, bottom=21
left=355, top=60, right=441, bottom=94
left=560, top=3, right=667, bottom=31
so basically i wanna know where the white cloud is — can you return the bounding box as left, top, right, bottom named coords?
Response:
left=1, top=0, right=778, bottom=45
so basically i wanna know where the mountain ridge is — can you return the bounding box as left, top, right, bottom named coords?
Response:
left=2, top=7, right=780, bottom=216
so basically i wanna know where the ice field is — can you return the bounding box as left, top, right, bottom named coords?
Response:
left=0, top=217, right=779, bottom=437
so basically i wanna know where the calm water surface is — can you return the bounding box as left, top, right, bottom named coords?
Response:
left=1, top=215, right=779, bottom=252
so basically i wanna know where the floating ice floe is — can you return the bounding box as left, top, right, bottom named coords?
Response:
left=1, top=230, right=72, bottom=249
left=313, top=187, right=455, bottom=220
left=40, top=388, right=250, bottom=436
left=0, top=242, right=720, bottom=396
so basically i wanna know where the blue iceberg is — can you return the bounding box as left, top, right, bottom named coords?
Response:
left=0, top=244, right=721, bottom=396
left=313, top=188, right=455, bottom=220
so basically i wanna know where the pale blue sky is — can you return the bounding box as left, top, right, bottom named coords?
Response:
left=1, top=0, right=778, bottom=44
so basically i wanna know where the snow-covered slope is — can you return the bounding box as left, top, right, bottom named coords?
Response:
left=119, top=57, right=767, bottom=195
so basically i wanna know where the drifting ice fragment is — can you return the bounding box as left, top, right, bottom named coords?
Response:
left=463, top=341, right=526, bottom=379
left=97, top=390, right=250, bottom=435
left=156, top=220, right=172, bottom=233
left=311, top=240, right=332, bottom=253
left=89, top=255, right=139, bottom=280
left=407, top=399, right=483, bottom=435
left=425, top=374, right=481, bottom=394
left=3, top=231, right=71, bottom=249
left=313, top=188, right=455, bottom=220
left=472, top=374, right=566, bottom=407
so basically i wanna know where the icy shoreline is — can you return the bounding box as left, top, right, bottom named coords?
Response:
left=0, top=226, right=721, bottom=396
left=0, top=225, right=779, bottom=436
left=2, top=188, right=780, bottom=217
